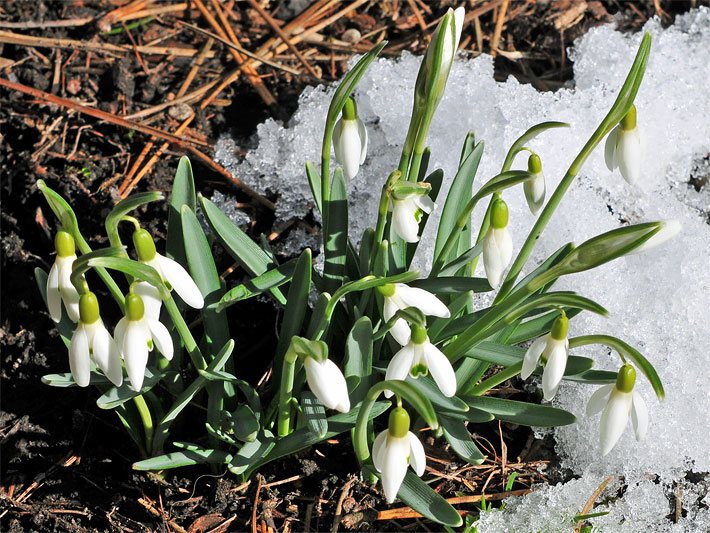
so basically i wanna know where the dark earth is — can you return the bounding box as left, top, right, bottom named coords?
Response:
left=1, top=1, right=704, bottom=531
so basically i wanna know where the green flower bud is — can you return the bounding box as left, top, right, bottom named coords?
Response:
left=616, top=364, right=636, bottom=393
left=528, top=153, right=542, bottom=174
left=377, top=283, right=396, bottom=298
left=133, top=228, right=157, bottom=262
left=388, top=406, right=411, bottom=439
left=55, top=230, right=76, bottom=258
left=342, top=96, right=357, bottom=121
left=550, top=313, right=569, bottom=340
left=490, top=197, right=509, bottom=229
left=410, top=323, right=428, bottom=345
left=126, top=293, right=145, bottom=321
left=621, top=105, right=637, bottom=131
left=79, top=291, right=100, bottom=324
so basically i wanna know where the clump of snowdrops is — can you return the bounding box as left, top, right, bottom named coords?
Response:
left=37, top=7, right=676, bottom=526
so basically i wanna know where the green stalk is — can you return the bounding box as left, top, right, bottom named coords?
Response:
left=277, top=349, right=298, bottom=437
left=132, top=394, right=154, bottom=454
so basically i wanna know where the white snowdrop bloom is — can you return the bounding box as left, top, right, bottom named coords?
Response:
left=373, top=407, right=426, bottom=504
left=114, top=293, right=173, bottom=391
left=524, top=153, right=546, bottom=215
left=133, top=228, right=204, bottom=310
left=333, top=97, right=367, bottom=180
left=47, top=230, right=81, bottom=323
left=482, top=197, right=513, bottom=289
left=304, top=356, right=350, bottom=413
left=133, top=280, right=162, bottom=320
left=68, top=291, right=123, bottom=387
left=391, top=192, right=435, bottom=244
left=586, top=364, right=649, bottom=456
left=521, top=314, right=569, bottom=401
left=605, top=105, right=642, bottom=185
left=385, top=325, right=456, bottom=398
left=379, top=283, right=450, bottom=345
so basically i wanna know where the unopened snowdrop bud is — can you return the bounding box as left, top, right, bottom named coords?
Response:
left=390, top=185, right=436, bottom=244
left=482, top=197, right=513, bottom=289
left=303, top=355, right=350, bottom=413
left=133, top=228, right=204, bottom=311
left=628, top=219, right=682, bottom=255
left=333, top=97, right=368, bottom=180
left=586, top=364, right=649, bottom=456
left=605, top=105, right=642, bottom=185
left=372, top=407, right=426, bottom=503
left=114, top=292, right=173, bottom=391
left=379, top=282, right=450, bottom=345
left=521, top=313, right=570, bottom=400
left=524, top=153, right=546, bottom=215
left=68, top=292, right=123, bottom=387
left=47, top=230, right=81, bottom=323
left=385, top=324, right=457, bottom=398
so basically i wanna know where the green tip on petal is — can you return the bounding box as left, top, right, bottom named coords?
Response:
left=378, top=283, right=396, bottom=298
left=550, top=314, right=569, bottom=340
left=410, top=324, right=428, bottom=345
left=132, top=228, right=157, bottom=262
left=342, top=96, right=357, bottom=121
left=79, top=292, right=100, bottom=324
left=616, top=364, right=636, bottom=393
left=528, top=153, right=542, bottom=174
left=621, top=105, right=637, bottom=131
left=388, top=406, right=411, bottom=438
left=55, top=230, right=76, bottom=257
left=490, top=197, right=509, bottom=229
left=125, top=293, right=145, bottom=321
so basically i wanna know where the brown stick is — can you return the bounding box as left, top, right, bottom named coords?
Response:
left=0, top=18, right=94, bottom=29
left=490, top=0, right=510, bottom=56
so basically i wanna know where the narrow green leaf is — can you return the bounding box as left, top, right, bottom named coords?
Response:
left=437, top=242, right=485, bottom=278
left=97, top=368, right=161, bottom=409
left=463, top=396, right=576, bottom=427
left=410, top=276, right=491, bottom=294
left=42, top=372, right=110, bottom=387
left=228, top=431, right=275, bottom=475
left=306, top=161, right=322, bottom=213
left=231, top=404, right=260, bottom=442
left=398, top=472, right=463, bottom=527
left=133, top=447, right=231, bottom=471
left=440, top=415, right=485, bottom=465
left=462, top=342, right=594, bottom=376
left=507, top=308, right=582, bottom=344
left=167, top=156, right=196, bottom=263
left=217, top=259, right=298, bottom=311
left=344, top=317, right=373, bottom=404
left=306, top=293, right=331, bottom=339
left=323, top=168, right=348, bottom=292
left=404, top=375, right=469, bottom=413
left=301, top=391, right=328, bottom=438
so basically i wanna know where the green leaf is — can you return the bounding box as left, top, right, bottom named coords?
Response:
left=306, top=160, right=322, bottom=213
left=565, top=369, right=617, bottom=385
left=231, top=404, right=260, bottom=442
left=323, top=168, right=348, bottom=292
left=344, top=317, right=373, bottom=404
left=440, top=415, right=485, bottom=465
left=398, top=472, right=463, bottom=527
left=435, top=139, right=483, bottom=262
left=404, top=375, right=469, bottom=413
left=228, top=431, right=275, bottom=475
left=72, top=250, right=164, bottom=292
left=167, top=156, right=196, bottom=264
left=568, top=335, right=664, bottom=400
left=462, top=342, right=594, bottom=376
left=306, top=293, right=331, bottom=338
left=133, top=447, right=231, bottom=471
left=97, top=368, right=161, bottom=409
left=437, top=242, right=485, bottom=278
left=410, top=276, right=491, bottom=294
left=301, top=391, right=328, bottom=438
left=217, top=259, right=298, bottom=311
left=199, top=194, right=286, bottom=305
left=507, top=308, right=582, bottom=344
left=463, top=396, right=576, bottom=427
left=42, top=372, right=111, bottom=387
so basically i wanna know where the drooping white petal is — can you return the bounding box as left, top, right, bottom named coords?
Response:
left=124, top=322, right=150, bottom=391
left=155, top=254, right=204, bottom=309
left=113, top=317, right=128, bottom=348
left=542, top=340, right=568, bottom=401
left=390, top=318, right=412, bottom=346
left=414, top=194, right=435, bottom=215
left=333, top=119, right=344, bottom=164
left=423, top=342, right=457, bottom=397
left=604, top=126, right=619, bottom=171
left=521, top=336, right=547, bottom=380
left=395, top=285, right=450, bottom=318
left=586, top=384, right=614, bottom=416
left=631, top=390, right=649, bottom=441
left=391, top=199, right=421, bottom=243
left=325, top=359, right=351, bottom=413
left=617, top=128, right=642, bottom=185
left=57, top=256, right=80, bottom=322
left=407, top=431, right=426, bottom=476
left=357, top=118, right=368, bottom=165
left=90, top=323, right=112, bottom=377
left=384, top=345, right=415, bottom=398
left=599, top=389, right=632, bottom=456
left=334, top=119, right=363, bottom=180
left=524, top=173, right=546, bottom=215
left=383, top=297, right=397, bottom=322
left=483, top=227, right=512, bottom=289
left=69, top=326, right=91, bottom=387
left=381, top=436, right=410, bottom=503
left=372, top=430, right=389, bottom=472
left=147, top=318, right=174, bottom=361
left=304, top=358, right=350, bottom=412
left=47, top=262, right=62, bottom=322
left=134, top=281, right=163, bottom=320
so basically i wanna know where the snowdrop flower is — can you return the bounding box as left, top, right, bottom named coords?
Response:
left=68, top=291, right=123, bottom=387
left=333, top=97, right=367, bottom=180
left=524, top=153, right=546, bottom=215
left=391, top=188, right=436, bottom=244
left=482, top=197, right=513, bottom=289
left=47, top=230, right=81, bottom=323
left=114, top=292, right=173, bottom=391
left=304, top=355, right=350, bottom=413
left=133, top=228, right=204, bottom=312
left=521, top=313, right=569, bottom=400
left=586, top=364, right=648, bottom=456
left=378, top=283, right=450, bottom=345
left=372, top=407, right=426, bottom=503
left=385, top=324, right=456, bottom=398
left=605, top=105, right=642, bottom=185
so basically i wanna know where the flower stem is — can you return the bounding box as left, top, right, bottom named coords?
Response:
left=277, top=349, right=298, bottom=437
left=132, top=394, right=154, bottom=454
